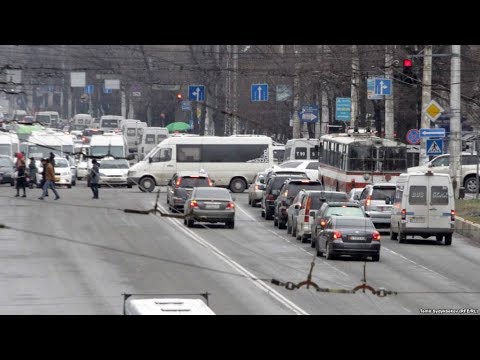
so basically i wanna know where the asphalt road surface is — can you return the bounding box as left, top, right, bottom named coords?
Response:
left=1, top=182, right=479, bottom=315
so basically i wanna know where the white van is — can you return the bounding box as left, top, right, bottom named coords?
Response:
left=0, top=132, right=20, bottom=161
left=284, top=138, right=319, bottom=161
left=99, top=115, right=124, bottom=132
left=128, top=135, right=274, bottom=193
left=120, top=119, right=147, bottom=154
left=72, top=114, right=93, bottom=131
left=137, top=127, right=169, bottom=160
left=124, top=298, right=215, bottom=315
left=34, top=111, right=59, bottom=128
left=390, top=171, right=455, bottom=245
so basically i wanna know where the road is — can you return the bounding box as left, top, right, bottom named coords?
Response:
left=1, top=182, right=480, bottom=314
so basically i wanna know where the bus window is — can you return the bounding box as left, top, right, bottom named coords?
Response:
left=348, top=144, right=372, bottom=171
left=294, top=147, right=307, bottom=160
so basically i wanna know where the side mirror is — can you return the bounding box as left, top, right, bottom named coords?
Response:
left=167, top=180, right=172, bottom=186
left=259, top=178, right=265, bottom=184
left=148, top=157, right=152, bottom=164
left=365, top=213, right=370, bottom=217
left=258, top=184, right=265, bottom=190
left=231, top=196, right=236, bottom=202
left=353, top=194, right=360, bottom=200
left=294, top=204, right=300, bottom=210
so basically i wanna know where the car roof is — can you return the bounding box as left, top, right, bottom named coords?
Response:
left=177, top=171, right=209, bottom=178
left=325, top=202, right=362, bottom=207
left=367, top=183, right=396, bottom=188
left=331, top=216, right=373, bottom=222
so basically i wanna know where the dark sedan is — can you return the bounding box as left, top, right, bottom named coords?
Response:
left=315, top=216, right=381, bottom=261
left=184, top=187, right=235, bottom=229
left=0, top=156, right=15, bottom=186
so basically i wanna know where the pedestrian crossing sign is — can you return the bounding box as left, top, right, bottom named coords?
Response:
left=426, top=139, right=443, bottom=156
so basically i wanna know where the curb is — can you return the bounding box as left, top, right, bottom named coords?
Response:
left=455, top=216, right=480, bottom=240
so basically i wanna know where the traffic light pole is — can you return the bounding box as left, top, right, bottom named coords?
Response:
left=450, top=45, right=462, bottom=199
left=350, top=45, right=360, bottom=129
left=419, top=45, right=432, bottom=165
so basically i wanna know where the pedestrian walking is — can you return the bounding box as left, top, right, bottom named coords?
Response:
left=14, top=152, right=27, bottom=197
left=38, top=158, right=60, bottom=200
left=39, top=158, right=48, bottom=196
left=90, top=159, right=100, bottom=199
left=28, top=157, right=38, bottom=189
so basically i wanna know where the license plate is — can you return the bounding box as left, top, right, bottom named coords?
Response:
left=349, top=236, right=365, bottom=240
left=410, top=217, right=425, bottom=223
left=205, top=204, right=220, bottom=209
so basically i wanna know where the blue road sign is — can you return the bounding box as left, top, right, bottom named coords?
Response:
left=374, top=78, right=392, bottom=96
left=84, top=85, right=94, bottom=94
left=406, top=129, right=420, bottom=145
left=298, top=105, right=319, bottom=123
left=251, top=83, right=268, bottom=101
left=420, top=128, right=446, bottom=138
left=103, top=87, right=112, bottom=94
left=336, top=97, right=351, bottom=121
left=426, top=139, right=443, bottom=156
left=367, top=77, right=382, bottom=100
left=188, top=85, right=205, bottom=102
left=181, top=101, right=191, bottom=111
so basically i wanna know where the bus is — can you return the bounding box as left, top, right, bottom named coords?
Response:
left=99, top=115, right=124, bottom=132
left=284, top=138, right=319, bottom=162
left=272, top=142, right=285, bottom=164
left=128, top=135, right=274, bottom=193
left=318, top=129, right=407, bottom=193
left=0, top=132, right=19, bottom=161
left=137, top=127, right=170, bottom=160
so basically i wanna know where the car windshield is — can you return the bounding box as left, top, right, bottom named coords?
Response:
left=285, top=183, right=322, bottom=199
left=179, top=177, right=210, bottom=188
left=100, top=160, right=129, bottom=169
left=194, top=188, right=231, bottom=200
left=90, top=146, right=124, bottom=158
left=335, top=218, right=375, bottom=229
left=279, top=161, right=303, bottom=168
left=326, top=206, right=364, bottom=217
left=55, top=159, right=69, bottom=168
left=372, top=187, right=396, bottom=200
left=0, top=144, right=11, bottom=156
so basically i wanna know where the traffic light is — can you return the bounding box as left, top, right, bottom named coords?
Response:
left=403, top=58, right=414, bottom=84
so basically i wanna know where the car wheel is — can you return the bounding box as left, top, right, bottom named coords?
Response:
left=265, top=211, right=273, bottom=220
left=316, top=240, right=323, bottom=257
left=230, top=178, right=246, bottom=193
left=278, top=220, right=286, bottom=230
left=10, top=181, right=14, bottom=186
left=139, top=177, right=156, bottom=192
left=261, top=210, right=265, bottom=218
left=436, top=235, right=443, bottom=242
left=251, top=199, right=257, bottom=207
left=187, top=218, right=194, bottom=227
left=390, top=227, right=398, bottom=240
left=325, top=241, right=335, bottom=260
left=67, top=184, right=72, bottom=188
left=183, top=218, right=187, bottom=225
left=464, top=176, right=478, bottom=193
left=248, top=196, right=251, bottom=205
left=301, top=234, right=308, bottom=243
left=273, top=216, right=278, bottom=226
left=287, top=221, right=292, bottom=234
left=444, top=234, right=452, bottom=246
left=292, top=224, right=297, bottom=237
left=72, top=180, right=76, bottom=186
left=310, top=236, right=316, bottom=248
left=127, top=184, right=132, bottom=188
left=226, top=220, right=235, bottom=229
left=371, top=253, right=380, bottom=262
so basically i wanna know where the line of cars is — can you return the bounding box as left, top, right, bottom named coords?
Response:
left=249, top=166, right=382, bottom=261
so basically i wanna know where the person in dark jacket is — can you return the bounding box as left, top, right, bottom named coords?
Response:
left=15, top=152, right=27, bottom=197
left=39, top=158, right=48, bottom=196
left=38, top=158, right=60, bottom=200
left=28, top=157, right=38, bottom=189
left=90, top=159, right=100, bottom=199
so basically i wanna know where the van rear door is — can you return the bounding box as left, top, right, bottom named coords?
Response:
left=428, top=178, right=451, bottom=230
left=406, top=176, right=429, bottom=229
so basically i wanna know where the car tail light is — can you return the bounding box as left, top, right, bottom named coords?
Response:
left=304, top=196, right=312, bottom=223
left=226, top=201, right=235, bottom=209
left=320, top=219, right=327, bottom=227
left=176, top=178, right=181, bottom=187
left=401, top=208, right=406, bottom=220
left=372, top=231, right=381, bottom=241
left=451, top=210, right=455, bottom=221
left=208, top=179, right=213, bottom=186
left=255, top=185, right=259, bottom=190
left=366, top=195, right=372, bottom=208
left=333, top=231, right=342, bottom=240
left=266, top=194, right=274, bottom=201
left=190, top=200, right=199, bottom=208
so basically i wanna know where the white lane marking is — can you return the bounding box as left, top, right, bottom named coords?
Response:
left=158, top=204, right=309, bottom=315
left=402, top=307, right=412, bottom=313
left=382, top=246, right=449, bottom=280
left=237, top=204, right=350, bottom=278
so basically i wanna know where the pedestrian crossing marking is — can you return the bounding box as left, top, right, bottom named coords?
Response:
left=426, top=139, right=443, bottom=155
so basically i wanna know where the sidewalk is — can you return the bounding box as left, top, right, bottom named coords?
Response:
left=456, top=199, right=480, bottom=240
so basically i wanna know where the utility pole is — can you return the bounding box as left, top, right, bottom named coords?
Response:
left=292, top=45, right=301, bottom=138
left=419, top=45, right=433, bottom=164
left=384, top=45, right=395, bottom=139
left=232, top=44, right=239, bottom=134
left=121, top=88, right=126, bottom=118
left=350, top=45, right=360, bottom=129
left=224, top=45, right=231, bottom=136
left=450, top=45, right=462, bottom=199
